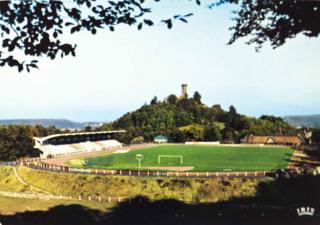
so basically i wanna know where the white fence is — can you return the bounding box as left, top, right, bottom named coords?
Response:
left=0, top=190, right=127, bottom=203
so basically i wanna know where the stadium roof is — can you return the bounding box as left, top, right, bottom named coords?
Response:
left=34, top=130, right=125, bottom=142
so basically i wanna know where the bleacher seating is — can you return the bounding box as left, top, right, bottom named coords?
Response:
left=79, top=141, right=102, bottom=152
left=38, top=140, right=123, bottom=158
left=97, top=140, right=122, bottom=148
left=70, top=143, right=84, bottom=151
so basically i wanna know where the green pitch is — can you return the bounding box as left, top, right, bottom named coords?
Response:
left=69, top=144, right=293, bottom=172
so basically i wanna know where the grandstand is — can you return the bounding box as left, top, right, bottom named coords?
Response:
left=34, top=131, right=125, bottom=158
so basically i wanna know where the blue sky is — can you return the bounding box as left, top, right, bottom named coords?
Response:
left=0, top=1, right=319, bottom=122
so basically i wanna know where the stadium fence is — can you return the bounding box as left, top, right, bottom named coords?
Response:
left=17, top=160, right=273, bottom=178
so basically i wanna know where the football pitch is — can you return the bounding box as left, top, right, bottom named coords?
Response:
left=69, top=144, right=294, bottom=172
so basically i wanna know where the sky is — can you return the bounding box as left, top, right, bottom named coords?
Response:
left=0, top=1, right=319, bottom=122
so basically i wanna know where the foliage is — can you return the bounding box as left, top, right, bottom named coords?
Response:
left=167, top=94, right=178, bottom=105
left=1, top=0, right=319, bottom=71
left=260, top=115, right=285, bottom=124
left=17, top=166, right=258, bottom=203
left=0, top=125, right=61, bottom=161
left=216, top=0, right=320, bottom=50
left=84, top=125, right=92, bottom=131
left=106, top=92, right=295, bottom=144
left=195, top=178, right=257, bottom=202
left=111, top=102, right=194, bottom=143
left=0, top=0, right=194, bottom=71
left=131, top=136, right=144, bottom=144
left=0, top=166, right=31, bottom=192
left=0, top=195, right=111, bottom=215
left=178, top=124, right=204, bottom=141
left=150, top=96, right=158, bottom=105
left=193, top=91, right=202, bottom=104
left=204, top=123, right=222, bottom=141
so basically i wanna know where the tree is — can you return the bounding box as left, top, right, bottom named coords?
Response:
left=34, top=125, right=48, bottom=137
left=193, top=91, right=202, bottom=104
left=0, top=0, right=194, bottom=72
left=169, top=128, right=186, bottom=143
left=221, top=126, right=237, bottom=142
left=167, top=94, right=177, bottom=105
left=0, top=125, right=51, bottom=161
left=216, top=0, right=320, bottom=50
left=204, top=124, right=222, bottom=141
left=178, top=123, right=204, bottom=141
left=150, top=96, right=158, bottom=105
left=229, top=105, right=237, bottom=115
left=131, top=136, right=144, bottom=144
left=260, top=115, right=285, bottom=123
left=47, top=126, right=61, bottom=135
left=96, top=123, right=113, bottom=131
left=84, top=126, right=92, bottom=132
left=1, top=0, right=319, bottom=72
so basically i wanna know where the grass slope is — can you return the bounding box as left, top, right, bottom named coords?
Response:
left=0, top=196, right=112, bottom=215
left=77, top=144, right=293, bottom=172
left=16, top=166, right=259, bottom=203
left=0, top=166, right=32, bottom=192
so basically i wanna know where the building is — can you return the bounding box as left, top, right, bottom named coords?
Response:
left=154, top=135, right=168, bottom=143
left=242, top=134, right=306, bottom=146
left=34, top=130, right=125, bottom=158
left=180, top=84, right=188, bottom=98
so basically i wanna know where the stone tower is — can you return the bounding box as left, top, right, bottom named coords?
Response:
left=181, top=84, right=188, bottom=98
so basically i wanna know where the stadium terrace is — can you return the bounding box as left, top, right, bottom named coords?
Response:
left=34, top=130, right=125, bottom=159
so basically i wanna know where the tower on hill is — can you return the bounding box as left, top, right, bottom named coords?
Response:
left=181, top=84, right=188, bottom=98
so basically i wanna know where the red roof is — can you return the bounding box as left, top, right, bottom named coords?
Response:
left=242, top=135, right=304, bottom=145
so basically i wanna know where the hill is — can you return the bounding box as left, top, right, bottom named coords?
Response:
left=284, top=115, right=320, bottom=128
left=0, top=119, right=102, bottom=129
left=109, top=93, right=295, bottom=144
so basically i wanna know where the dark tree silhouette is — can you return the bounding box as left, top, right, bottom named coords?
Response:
left=1, top=0, right=319, bottom=72
left=215, top=0, right=320, bottom=50
left=167, top=94, right=178, bottom=104
left=150, top=96, right=158, bottom=105
left=0, top=0, right=194, bottom=72
left=193, top=91, right=202, bottom=104
left=229, top=105, right=237, bottom=115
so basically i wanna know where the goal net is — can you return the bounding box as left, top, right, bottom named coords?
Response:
left=158, top=155, right=183, bottom=165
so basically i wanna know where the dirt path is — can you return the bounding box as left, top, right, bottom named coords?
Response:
left=0, top=190, right=54, bottom=200
left=12, top=166, right=51, bottom=195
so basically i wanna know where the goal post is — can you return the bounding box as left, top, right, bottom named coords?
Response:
left=136, top=154, right=143, bottom=170
left=158, top=155, right=183, bottom=165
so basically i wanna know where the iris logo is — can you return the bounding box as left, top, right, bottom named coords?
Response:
left=296, top=207, right=315, bottom=216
